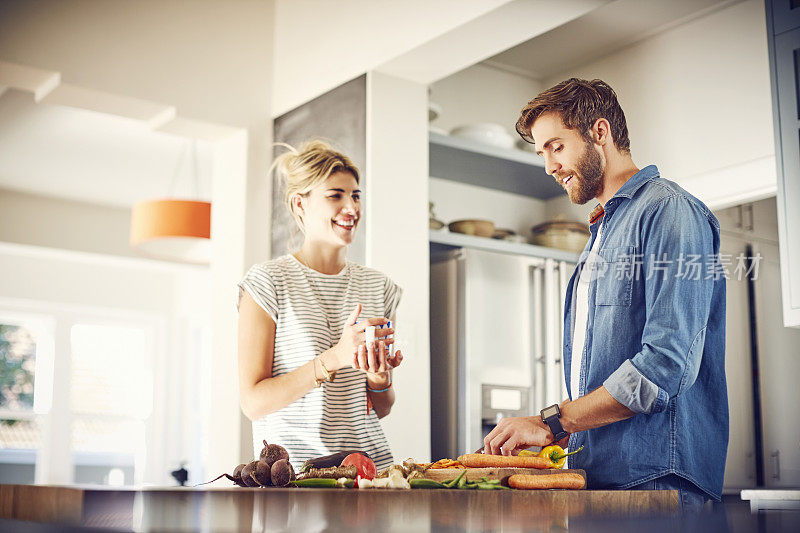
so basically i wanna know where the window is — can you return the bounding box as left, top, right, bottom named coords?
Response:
left=70, top=323, right=153, bottom=486
left=0, top=304, right=164, bottom=486
left=0, top=314, right=50, bottom=484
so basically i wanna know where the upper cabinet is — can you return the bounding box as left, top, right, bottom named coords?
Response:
left=428, top=132, right=562, bottom=200
left=766, top=0, right=800, bottom=327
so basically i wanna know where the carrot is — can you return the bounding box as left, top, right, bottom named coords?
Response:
left=507, top=473, right=586, bottom=490
left=457, top=454, right=551, bottom=469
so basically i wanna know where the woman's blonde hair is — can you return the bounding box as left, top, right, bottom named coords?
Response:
left=271, top=139, right=360, bottom=233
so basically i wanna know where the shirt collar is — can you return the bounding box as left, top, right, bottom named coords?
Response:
left=587, top=165, right=660, bottom=224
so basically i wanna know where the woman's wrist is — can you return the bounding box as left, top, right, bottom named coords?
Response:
left=309, top=349, right=337, bottom=388
left=319, top=347, right=339, bottom=371
left=366, top=371, right=391, bottom=390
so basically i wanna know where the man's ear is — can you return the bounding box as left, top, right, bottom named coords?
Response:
left=592, top=118, right=612, bottom=146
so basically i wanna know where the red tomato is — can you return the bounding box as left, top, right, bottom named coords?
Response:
left=341, top=453, right=377, bottom=480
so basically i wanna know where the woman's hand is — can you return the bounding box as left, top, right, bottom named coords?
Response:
left=356, top=340, right=403, bottom=387
left=328, top=304, right=393, bottom=370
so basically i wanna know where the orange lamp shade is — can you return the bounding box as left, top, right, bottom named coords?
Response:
left=130, top=199, right=211, bottom=264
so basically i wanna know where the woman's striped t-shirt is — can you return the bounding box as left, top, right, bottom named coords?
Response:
left=238, top=254, right=402, bottom=471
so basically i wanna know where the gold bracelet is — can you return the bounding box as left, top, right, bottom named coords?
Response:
left=313, top=358, right=324, bottom=388
left=318, top=358, right=334, bottom=382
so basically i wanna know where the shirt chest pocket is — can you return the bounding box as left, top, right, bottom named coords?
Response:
left=595, top=246, right=637, bottom=307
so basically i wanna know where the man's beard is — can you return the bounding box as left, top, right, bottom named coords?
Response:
left=566, top=140, right=604, bottom=205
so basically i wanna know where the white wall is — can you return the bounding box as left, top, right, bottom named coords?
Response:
left=273, top=0, right=608, bottom=116
left=0, top=248, right=180, bottom=312
left=0, top=188, right=137, bottom=259
left=0, top=0, right=271, bottom=130
left=208, top=131, right=251, bottom=474
left=0, top=0, right=274, bottom=473
left=366, top=72, right=431, bottom=461
left=429, top=178, right=548, bottom=240
left=272, top=0, right=511, bottom=117
left=167, top=265, right=213, bottom=486
left=429, top=63, right=542, bottom=139
left=543, top=0, right=776, bottom=209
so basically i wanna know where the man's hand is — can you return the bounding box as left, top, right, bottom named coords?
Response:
left=483, top=416, right=554, bottom=456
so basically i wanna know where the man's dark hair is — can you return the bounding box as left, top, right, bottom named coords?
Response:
left=516, top=78, right=630, bottom=153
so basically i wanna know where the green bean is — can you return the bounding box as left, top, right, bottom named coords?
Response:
left=409, top=479, right=446, bottom=489
left=444, top=470, right=466, bottom=488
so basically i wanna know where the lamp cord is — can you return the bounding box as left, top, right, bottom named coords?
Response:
left=192, top=141, right=200, bottom=198
left=167, top=140, right=201, bottom=199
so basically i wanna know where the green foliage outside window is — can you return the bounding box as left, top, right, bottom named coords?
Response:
left=0, top=324, right=36, bottom=412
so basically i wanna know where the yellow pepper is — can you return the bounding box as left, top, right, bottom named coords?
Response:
left=535, top=445, right=584, bottom=469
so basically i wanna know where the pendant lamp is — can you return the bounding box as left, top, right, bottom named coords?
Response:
left=130, top=141, right=211, bottom=264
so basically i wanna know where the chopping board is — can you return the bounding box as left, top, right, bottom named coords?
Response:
left=422, top=468, right=586, bottom=486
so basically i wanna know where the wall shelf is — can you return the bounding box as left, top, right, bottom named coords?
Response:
left=429, top=229, right=580, bottom=263
left=429, top=132, right=564, bottom=200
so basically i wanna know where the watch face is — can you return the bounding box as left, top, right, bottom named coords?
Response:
left=541, top=405, right=559, bottom=419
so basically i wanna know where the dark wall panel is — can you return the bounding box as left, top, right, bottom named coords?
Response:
left=271, top=75, right=367, bottom=264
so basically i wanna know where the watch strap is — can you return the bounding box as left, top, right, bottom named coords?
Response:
left=541, top=405, right=569, bottom=441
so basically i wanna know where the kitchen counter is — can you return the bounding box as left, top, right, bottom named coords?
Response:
left=740, top=489, right=800, bottom=511
left=1, top=483, right=681, bottom=531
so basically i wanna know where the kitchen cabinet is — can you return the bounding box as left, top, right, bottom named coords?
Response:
left=753, top=242, right=800, bottom=487
left=765, top=0, right=800, bottom=327
left=717, top=199, right=800, bottom=490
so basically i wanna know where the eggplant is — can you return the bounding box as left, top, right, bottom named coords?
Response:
left=300, top=450, right=372, bottom=473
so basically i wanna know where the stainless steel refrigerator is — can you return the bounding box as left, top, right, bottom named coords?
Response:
left=430, top=245, right=575, bottom=459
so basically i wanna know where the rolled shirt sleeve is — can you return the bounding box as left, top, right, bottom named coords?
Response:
left=604, top=359, right=669, bottom=414
left=603, top=195, right=717, bottom=414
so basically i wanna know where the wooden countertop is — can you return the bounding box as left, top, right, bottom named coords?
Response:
left=0, top=483, right=679, bottom=531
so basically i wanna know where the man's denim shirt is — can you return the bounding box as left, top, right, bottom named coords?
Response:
left=564, top=165, right=728, bottom=500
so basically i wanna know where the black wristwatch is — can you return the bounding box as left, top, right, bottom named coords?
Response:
left=540, top=404, right=569, bottom=442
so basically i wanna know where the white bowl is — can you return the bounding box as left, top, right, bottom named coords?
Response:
left=450, top=123, right=515, bottom=150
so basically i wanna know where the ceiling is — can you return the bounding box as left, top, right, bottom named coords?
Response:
left=0, top=0, right=738, bottom=209
left=484, top=0, right=740, bottom=80
left=0, top=89, right=212, bottom=209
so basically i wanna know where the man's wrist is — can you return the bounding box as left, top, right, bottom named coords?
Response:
left=559, top=401, right=578, bottom=434
left=534, top=415, right=555, bottom=442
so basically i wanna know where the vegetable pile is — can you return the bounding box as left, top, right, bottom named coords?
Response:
left=198, top=445, right=586, bottom=490
left=197, top=440, right=295, bottom=488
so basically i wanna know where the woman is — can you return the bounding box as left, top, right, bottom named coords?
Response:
left=237, top=140, right=403, bottom=471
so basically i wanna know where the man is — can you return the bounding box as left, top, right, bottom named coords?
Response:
left=483, top=78, right=727, bottom=511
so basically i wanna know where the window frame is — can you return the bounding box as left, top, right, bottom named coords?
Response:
left=0, top=296, right=167, bottom=485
